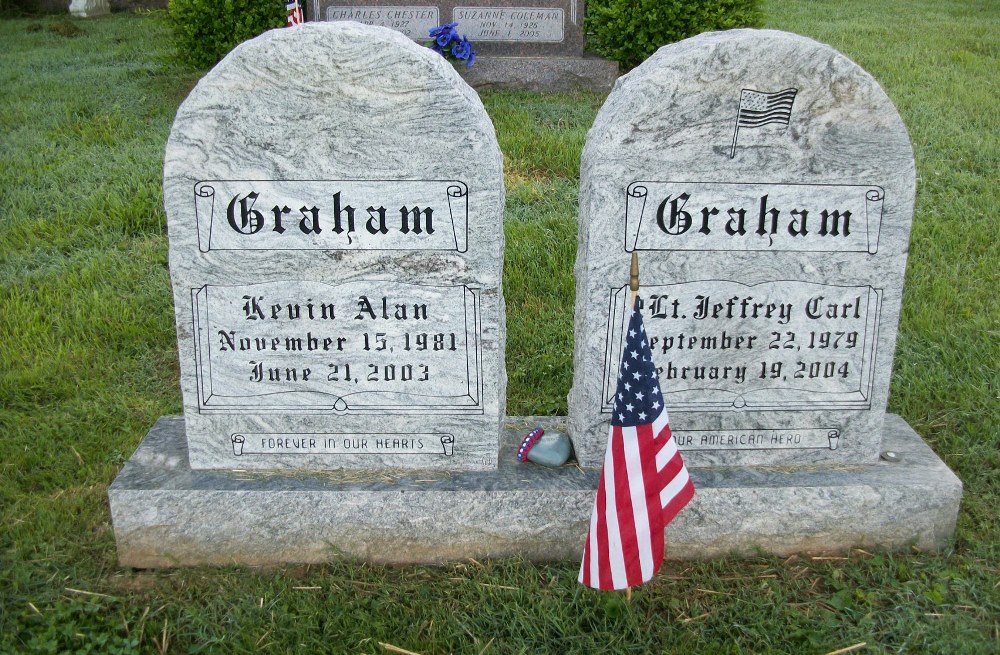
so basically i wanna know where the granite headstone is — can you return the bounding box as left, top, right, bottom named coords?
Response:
left=309, top=1, right=617, bottom=92
left=163, top=22, right=505, bottom=471
left=570, top=30, right=917, bottom=469
left=310, top=0, right=587, bottom=56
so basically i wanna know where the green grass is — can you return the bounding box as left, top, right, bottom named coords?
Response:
left=1, top=3, right=998, bottom=653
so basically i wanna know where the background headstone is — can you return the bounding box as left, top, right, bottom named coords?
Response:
left=163, top=22, right=505, bottom=471
left=69, top=0, right=109, bottom=17
left=309, top=1, right=618, bottom=92
left=570, top=29, right=916, bottom=469
left=310, top=0, right=586, bottom=56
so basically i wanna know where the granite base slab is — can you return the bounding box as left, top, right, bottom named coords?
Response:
left=109, top=414, right=961, bottom=568
left=458, top=56, right=618, bottom=92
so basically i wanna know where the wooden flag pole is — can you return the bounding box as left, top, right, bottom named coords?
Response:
left=630, top=251, right=639, bottom=303
left=625, top=251, right=639, bottom=603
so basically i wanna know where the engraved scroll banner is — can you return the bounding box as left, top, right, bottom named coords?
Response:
left=193, top=179, right=469, bottom=253
left=673, top=428, right=842, bottom=452
left=230, top=432, right=455, bottom=456
left=602, top=280, right=882, bottom=412
left=192, top=281, right=482, bottom=415
left=625, top=182, right=885, bottom=254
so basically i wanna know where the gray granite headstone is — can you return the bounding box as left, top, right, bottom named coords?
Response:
left=309, top=0, right=587, bottom=56
left=570, top=29, right=916, bottom=469
left=309, top=1, right=618, bottom=93
left=164, top=22, right=505, bottom=471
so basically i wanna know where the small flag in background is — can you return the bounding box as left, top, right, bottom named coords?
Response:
left=730, top=87, right=798, bottom=158
left=286, top=0, right=304, bottom=26
left=579, top=295, right=695, bottom=591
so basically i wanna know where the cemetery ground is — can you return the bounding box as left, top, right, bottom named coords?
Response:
left=0, top=0, right=996, bottom=652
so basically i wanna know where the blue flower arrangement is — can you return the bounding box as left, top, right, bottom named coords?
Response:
left=428, top=22, right=477, bottom=67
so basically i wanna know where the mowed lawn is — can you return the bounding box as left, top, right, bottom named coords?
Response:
left=1, top=1, right=997, bottom=653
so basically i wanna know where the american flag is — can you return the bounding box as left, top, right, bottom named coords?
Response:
left=580, top=296, right=695, bottom=591
left=286, top=0, right=304, bottom=26
left=730, top=88, right=797, bottom=158
left=736, top=88, right=798, bottom=128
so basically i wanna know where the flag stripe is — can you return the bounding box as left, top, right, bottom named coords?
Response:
left=602, top=446, right=628, bottom=589
left=595, top=464, right=612, bottom=589
left=587, top=503, right=601, bottom=585
left=660, top=458, right=692, bottom=513
left=741, top=107, right=794, bottom=119
left=760, top=93, right=796, bottom=104
left=655, top=430, right=678, bottom=471
left=652, top=407, right=670, bottom=436
left=663, top=476, right=696, bottom=526
left=740, top=112, right=792, bottom=122
left=579, top=510, right=597, bottom=587
left=738, top=117, right=792, bottom=128
left=624, top=426, right=654, bottom=579
left=739, top=111, right=793, bottom=124
left=635, top=422, right=664, bottom=574
left=658, top=441, right=684, bottom=480
left=613, top=428, right=642, bottom=584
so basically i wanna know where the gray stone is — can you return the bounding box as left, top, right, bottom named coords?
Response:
left=69, top=0, right=109, bottom=17
left=309, top=0, right=589, bottom=57
left=570, top=30, right=917, bottom=469
left=163, top=22, right=505, bottom=471
left=109, top=414, right=961, bottom=567
left=525, top=430, right=572, bottom=466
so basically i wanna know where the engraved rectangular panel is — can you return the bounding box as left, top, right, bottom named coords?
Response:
left=602, top=281, right=881, bottom=412
left=192, top=281, right=482, bottom=414
left=453, top=6, right=564, bottom=42
left=230, top=432, right=454, bottom=457
left=322, top=6, right=440, bottom=39
left=309, top=0, right=587, bottom=56
left=673, top=427, right=841, bottom=452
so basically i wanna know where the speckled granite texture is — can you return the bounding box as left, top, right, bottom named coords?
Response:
left=110, top=414, right=960, bottom=567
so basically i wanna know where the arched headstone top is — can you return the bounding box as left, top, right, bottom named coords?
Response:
left=165, top=22, right=501, bottom=196
left=588, top=29, right=913, bottom=192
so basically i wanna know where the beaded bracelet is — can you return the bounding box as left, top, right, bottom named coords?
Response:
left=517, top=427, right=545, bottom=462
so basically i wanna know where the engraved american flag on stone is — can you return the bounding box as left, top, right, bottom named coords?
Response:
left=579, top=297, right=694, bottom=591
left=730, top=87, right=798, bottom=158
left=737, top=88, right=797, bottom=127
